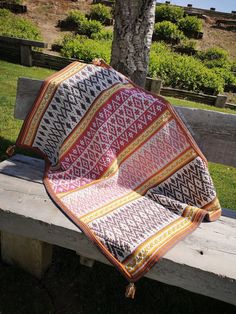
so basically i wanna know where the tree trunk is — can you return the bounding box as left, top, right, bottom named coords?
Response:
left=111, top=0, right=156, bottom=87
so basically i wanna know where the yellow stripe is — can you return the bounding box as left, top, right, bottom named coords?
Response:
left=59, top=83, right=134, bottom=158
left=24, top=63, right=86, bottom=145
left=58, top=110, right=172, bottom=198
left=80, top=148, right=197, bottom=224
left=123, top=206, right=198, bottom=274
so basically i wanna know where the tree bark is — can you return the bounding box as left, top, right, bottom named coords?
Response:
left=111, top=0, right=156, bottom=87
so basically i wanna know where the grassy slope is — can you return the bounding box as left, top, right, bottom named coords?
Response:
left=0, top=60, right=235, bottom=209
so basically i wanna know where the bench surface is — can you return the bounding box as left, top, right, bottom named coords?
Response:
left=0, top=154, right=236, bottom=305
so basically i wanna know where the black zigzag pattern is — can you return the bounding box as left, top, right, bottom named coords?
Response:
left=150, top=157, right=216, bottom=208
left=88, top=197, right=179, bottom=261
left=33, top=65, right=126, bottom=165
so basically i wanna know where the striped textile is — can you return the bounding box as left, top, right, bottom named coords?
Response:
left=16, top=61, right=221, bottom=282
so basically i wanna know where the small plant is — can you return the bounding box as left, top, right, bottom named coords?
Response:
left=155, top=4, right=184, bottom=23
left=153, top=21, right=185, bottom=43
left=88, top=4, right=112, bottom=25
left=178, top=16, right=202, bottom=37
left=91, top=29, right=113, bottom=40
left=65, top=10, right=87, bottom=27
left=77, top=19, right=103, bottom=37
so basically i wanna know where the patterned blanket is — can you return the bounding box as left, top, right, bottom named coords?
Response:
left=16, top=61, right=221, bottom=285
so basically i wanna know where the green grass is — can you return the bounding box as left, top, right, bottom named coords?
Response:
left=0, top=60, right=235, bottom=209
left=209, top=163, right=236, bottom=209
left=0, top=60, right=55, bottom=160
left=167, top=96, right=236, bottom=114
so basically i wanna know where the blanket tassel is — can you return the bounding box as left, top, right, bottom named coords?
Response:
left=6, top=145, right=16, bottom=157
left=125, top=283, right=136, bottom=299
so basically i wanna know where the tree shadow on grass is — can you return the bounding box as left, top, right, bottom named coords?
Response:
left=0, top=246, right=235, bottom=314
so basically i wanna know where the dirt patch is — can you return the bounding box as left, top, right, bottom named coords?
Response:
left=20, top=0, right=92, bottom=45
left=197, top=20, right=236, bottom=60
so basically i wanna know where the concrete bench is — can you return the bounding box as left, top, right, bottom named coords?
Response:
left=0, top=77, right=236, bottom=305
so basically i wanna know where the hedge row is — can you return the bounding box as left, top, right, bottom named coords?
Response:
left=148, top=43, right=236, bottom=93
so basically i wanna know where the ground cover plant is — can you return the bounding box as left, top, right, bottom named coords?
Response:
left=0, top=60, right=235, bottom=210
left=0, top=8, right=41, bottom=40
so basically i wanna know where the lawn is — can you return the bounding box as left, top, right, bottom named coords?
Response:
left=0, top=60, right=235, bottom=210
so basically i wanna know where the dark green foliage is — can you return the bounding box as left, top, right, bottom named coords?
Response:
left=60, top=35, right=111, bottom=63
left=88, top=4, right=112, bottom=25
left=0, top=9, right=41, bottom=40
left=154, top=21, right=185, bottom=43
left=178, top=16, right=202, bottom=36
left=155, top=4, right=184, bottom=23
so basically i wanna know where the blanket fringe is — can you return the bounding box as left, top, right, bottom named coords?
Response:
left=125, top=283, right=136, bottom=299
left=6, top=145, right=16, bottom=157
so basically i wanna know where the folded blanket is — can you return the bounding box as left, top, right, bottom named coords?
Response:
left=16, top=61, right=221, bottom=289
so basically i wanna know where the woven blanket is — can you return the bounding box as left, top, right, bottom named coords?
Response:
left=16, top=61, right=221, bottom=282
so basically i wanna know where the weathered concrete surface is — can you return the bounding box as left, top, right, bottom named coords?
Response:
left=0, top=155, right=236, bottom=305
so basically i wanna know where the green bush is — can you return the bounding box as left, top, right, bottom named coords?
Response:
left=179, top=38, right=197, bottom=50
left=178, top=16, right=202, bottom=36
left=0, top=9, right=11, bottom=17
left=197, top=47, right=231, bottom=69
left=211, top=67, right=236, bottom=85
left=91, top=29, right=113, bottom=40
left=78, top=19, right=103, bottom=37
left=149, top=44, right=225, bottom=93
left=0, top=9, right=41, bottom=40
left=155, top=4, right=184, bottom=23
left=88, top=4, right=112, bottom=25
left=65, top=10, right=87, bottom=26
left=60, top=35, right=111, bottom=63
left=153, top=21, right=185, bottom=43
left=64, top=9, right=103, bottom=37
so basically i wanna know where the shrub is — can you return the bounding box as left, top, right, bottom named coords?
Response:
left=179, top=38, right=197, bottom=50
left=0, top=9, right=41, bottom=40
left=88, top=4, right=112, bottom=25
left=178, top=16, right=202, bottom=36
left=197, top=47, right=231, bottom=69
left=60, top=35, right=111, bottom=63
left=0, top=9, right=11, bottom=17
left=65, top=10, right=87, bottom=26
left=78, top=19, right=103, bottom=37
left=148, top=44, right=225, bottom=93
left=155, top=4, right=184, bottom=23
left=91, top=29, right=113, bottom=40
left=211, top=67, right=236, bottom=86
left=153, top=21, right=185, bottom=43
left=64, top=9, right=103, bottom=37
